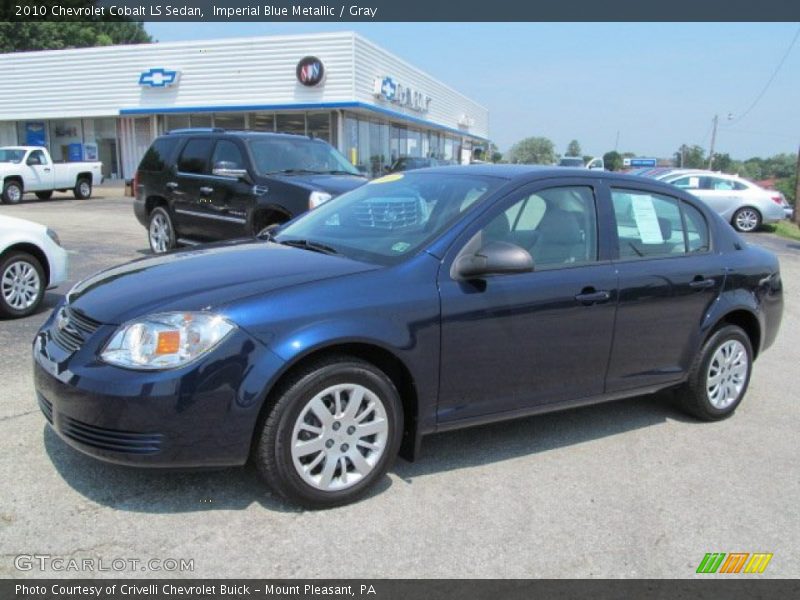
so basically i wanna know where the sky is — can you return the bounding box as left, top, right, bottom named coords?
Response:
left=145, top=22, right=800, bottom=159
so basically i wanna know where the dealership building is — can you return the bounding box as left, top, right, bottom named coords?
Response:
left=0, top=32, right=489, bottom=180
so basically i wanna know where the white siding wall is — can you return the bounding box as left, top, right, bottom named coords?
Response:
left=0, top=32, right=357, bottom=119
left=353, top=35, right=489, bottom=140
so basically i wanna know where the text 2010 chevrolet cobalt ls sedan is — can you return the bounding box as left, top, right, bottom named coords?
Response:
left=33, top=166, right=783, bottom=508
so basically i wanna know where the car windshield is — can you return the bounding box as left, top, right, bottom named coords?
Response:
left=248, top=138, right=360, bottom=176
left=0, top=149, right=25, bottom=163
left=275, top=172, right=505, bottom=266
left=559, top=157, right=584, bottom=167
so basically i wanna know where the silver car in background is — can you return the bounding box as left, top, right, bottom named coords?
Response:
left=658, top=170, right=786, bottom=232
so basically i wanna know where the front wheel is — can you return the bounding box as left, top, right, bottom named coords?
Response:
left=148, top=207, right=176, bottom=254
left=254, top=356, right=403, bottom=508
left=0, top=251, right=45, bottom=318
left=678, top=325, right=753, bottom=421
left=73, top=178, right=92, bottom=200
left=732, top=207, right=761, bottom=233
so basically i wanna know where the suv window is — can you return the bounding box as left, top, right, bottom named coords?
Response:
left=211, top=140, right=246, bottom=170
left=177, top=138, right=213, bottom=174
left=481, top=186, right=597, bottom=269
left=139, top=137, right=179, bottom=172
left=612, top=189, right=709, bottom=259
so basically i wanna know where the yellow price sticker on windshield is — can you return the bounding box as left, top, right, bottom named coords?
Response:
left=369, top=173, right=404, bottom=185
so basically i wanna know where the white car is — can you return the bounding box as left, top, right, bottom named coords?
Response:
left=0, top=146, right=103, bottom=204
left=0, top=215, right=68, bottom=318
left=662, top=171, right=785, bottom=232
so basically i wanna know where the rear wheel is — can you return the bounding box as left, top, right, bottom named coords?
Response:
left=148, top=207, right=175, bottom=254
left=35, top=191, right=53, bottom=200
left=2, top=180, right=23, bottom=204
left=678, top=325, right=753, bottom=420
left=732, top=207, right=761, bottom=233
left=0, top=251, right=45, bottom=318
left=254, top=356, right=403, bottom=508
left=73, top=178, right=92, bottom=200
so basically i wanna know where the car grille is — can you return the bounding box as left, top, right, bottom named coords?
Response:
left=354, top=199, right=421, bottom=230
left=37, top=393, right=53, bottom=424
left=59, top=415, right=163, bottom=454
left=51, top=305, right=102, bottom=353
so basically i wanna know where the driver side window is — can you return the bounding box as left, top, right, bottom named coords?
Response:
left=480, top=186, right=598, bottom=269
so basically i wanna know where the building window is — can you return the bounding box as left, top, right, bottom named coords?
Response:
left=249, top=113, right=275, bottom=132
left=165, top=115, right=190, bottom=131
left=214, top=113, right=246, bottom=130
left=276, top=113, right=305, bottom=136
left=48, top=119, right=83, bottom=162
left=191, top=114, right=212, bottom=128
left=307, top=112, right=331, bottom=142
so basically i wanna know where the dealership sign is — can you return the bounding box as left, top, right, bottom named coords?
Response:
left=139, top=68, right=180, bottom=88
left=296, top=56, right=325, bottom=87
left=373, top=76, right=431, bottom=113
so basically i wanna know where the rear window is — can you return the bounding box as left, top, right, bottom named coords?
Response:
left=139, top=137, right=179, bottom=172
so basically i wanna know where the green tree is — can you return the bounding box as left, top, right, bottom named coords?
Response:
left=566, top=139, right=582, bottom=157
left=712, top=153, right=734, bottom=172
left=0, top=18, right=151, bottom=53
left=674, top=144, right=706, bottom=169
left=507, top=137, right=556, bottom=165
left=603, top=151, right=624, bottom=171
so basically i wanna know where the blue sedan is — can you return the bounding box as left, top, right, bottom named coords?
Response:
left=33, top=166, right=783, bottom=508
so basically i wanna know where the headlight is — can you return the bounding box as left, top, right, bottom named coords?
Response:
left=309, top=190, right=332, bottom=209
left=46, top=228, right=61, bottom=247
left=100, top=312, right=236, bottom=370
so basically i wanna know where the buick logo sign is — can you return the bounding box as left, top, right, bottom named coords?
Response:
left=296, top=56, right=324, bottom=87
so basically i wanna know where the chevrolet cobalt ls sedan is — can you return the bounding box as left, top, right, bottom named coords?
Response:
left=33, top=166, right=783, bottom=508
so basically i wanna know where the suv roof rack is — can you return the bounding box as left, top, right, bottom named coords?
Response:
left=166, top=127, right=226, bottom=135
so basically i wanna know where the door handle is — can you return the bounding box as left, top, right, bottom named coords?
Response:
left=43, top=168, right=51, bottom=172
left=689, top=277, right=715, bottom=290
left=165, top=182, right=178, bottom=190
left=199, top=186, right=214, bottom=195
left=575, top=289, right=611, bottom=305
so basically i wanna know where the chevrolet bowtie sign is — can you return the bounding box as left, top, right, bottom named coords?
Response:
left=139, top=68, right=180, bottom=88
left=373, top=76, right=432, bottom=113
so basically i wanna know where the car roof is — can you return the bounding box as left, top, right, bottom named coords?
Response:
left=164, top=128, right=320, bottom=142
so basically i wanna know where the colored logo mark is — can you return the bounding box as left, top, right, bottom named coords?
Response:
left=139, top=68, right=179, bottom=88
left=696, top=552, right=773, bottom=574
left=296, top=56, right=325, bottom=86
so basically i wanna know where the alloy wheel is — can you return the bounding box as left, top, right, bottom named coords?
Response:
left=706, top=339, right=748, bottom=409
left=149, top=213, right=171, bottom=253
left=1, top=260, right=41, bottom=310
left=734, top=209, right=759, bottom=232
left=290, top=383, right=389, bottom=492
left=78, top=181, right=91, bottom=198
left=6, top=184, right=22, bottom=203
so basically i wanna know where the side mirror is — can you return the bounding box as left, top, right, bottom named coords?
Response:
left=454, top=241, right=534, bottom=280
left=212, top=161, right=251, bottom=182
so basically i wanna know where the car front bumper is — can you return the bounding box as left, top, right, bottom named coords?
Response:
left=47, top=243, right=69, bottom=289
left=32, top=312, right=286, bottom=468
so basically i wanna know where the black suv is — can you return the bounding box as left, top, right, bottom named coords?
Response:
left=133, top=129, right=367, bottom=253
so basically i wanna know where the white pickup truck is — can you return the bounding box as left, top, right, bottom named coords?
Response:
left=0, top=146, right=103, bottom=204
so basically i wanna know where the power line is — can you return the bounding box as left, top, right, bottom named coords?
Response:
left=725, top=25, right=800, bottom=126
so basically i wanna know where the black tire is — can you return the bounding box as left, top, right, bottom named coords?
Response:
left=731, top=207, right=762, bottom=233
left=678, top=325, right=753, bottom=421
left=2, top=180, right=23, bottom=204
left=148, top=207, right=176, bottom=254
left=73, top=178, right=92, bottom=200
left=254, top=356, right=403, bottom=509
left=0, top=251, right=46, bottom=319
left=35, top=191, right=53, bottom=200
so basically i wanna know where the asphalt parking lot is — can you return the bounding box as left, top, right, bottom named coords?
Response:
left=1, top=188, right=798, bottom=579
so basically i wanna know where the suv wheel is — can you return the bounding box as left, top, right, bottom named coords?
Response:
left=0, top=251, right=45, bottom=318
left=679, top=324, right=753, bottom=420
left=148, top=207, right=176, bottom=254
left=732, top=207, right=761, bottom=233
left=73, top=178, right=92, bottom=200
left=254, top=356, right=403, bottom=508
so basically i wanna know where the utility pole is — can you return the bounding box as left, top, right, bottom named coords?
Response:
left=707, top=114, right=719, bottom=170
left=614, top=130, right=620, bottom=152
left=794, top=144, right=800, bottom=226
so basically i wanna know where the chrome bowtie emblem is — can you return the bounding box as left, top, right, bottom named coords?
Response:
left=56, top=308, right=70, bottom=331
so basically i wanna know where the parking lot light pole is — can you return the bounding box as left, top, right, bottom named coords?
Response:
left=794, top=144, right=800, bottom=226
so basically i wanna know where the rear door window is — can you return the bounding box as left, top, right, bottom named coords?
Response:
left=177, top=138, right=212, bottom=174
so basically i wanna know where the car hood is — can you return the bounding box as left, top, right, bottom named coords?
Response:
left=67, top=241, right=378, bottom=325
left=0, top=214, right=47, bottom=235
left=270, top=173, right=367, bottom=196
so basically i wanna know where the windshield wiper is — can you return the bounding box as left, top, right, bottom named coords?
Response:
left=319, top=170, right=361, bottom=176
left=266, top=168, right=319, bottom=175
left=278, top=238, right=339, bottom=255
